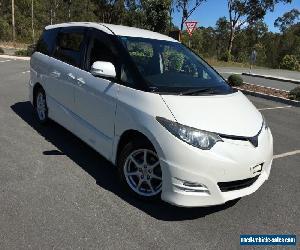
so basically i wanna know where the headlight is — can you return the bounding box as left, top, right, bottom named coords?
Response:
left=156, top=117, right=223, bottom=150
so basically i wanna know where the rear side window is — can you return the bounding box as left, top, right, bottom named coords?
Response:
left=53, top=31, right=85, bottom=67
left=36, top=29, right=59, bottom=56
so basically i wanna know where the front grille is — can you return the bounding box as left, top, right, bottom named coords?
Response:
left=218, top=175, right=260, bottom=192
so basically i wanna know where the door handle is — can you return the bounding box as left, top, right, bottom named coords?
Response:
left=67, top=73, right=76, bottom=80
left=77, top=77, right=86, bottom=86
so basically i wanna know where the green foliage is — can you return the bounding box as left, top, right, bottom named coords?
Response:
left=226, top=0, right=292, bottom=58
left=0, top=47, right=4, bottom=54
left=274, top=8, right=300, bottom=33
left=164, top=50, right=185, bottom=71
left=289, top=86, right=300, bottom=101
left=142, top=0, right=171, bottom=33
left=0, top=18, right=11, bottom=40
left=220, top=51, right=232, bottom=62
left=127, top=41, right=154, bottom=66
left=15, top=49, right=31, bottom=56
left=227, top=74, right=244, bottom=87
left=280, top=55, right=300, bottom=71
left=0, top=0, right=299, bottom=73
left=0, top=0, right=174, bottom=43
left=254, top=43, right=267, bottom=65
left=215, top=17, right=230, bottom=58
left=236, top=51, right=249, bottom=63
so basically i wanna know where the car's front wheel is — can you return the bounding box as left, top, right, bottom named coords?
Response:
left=35, top=87, right=48, bottom=124
left=118, top=139, right=162, bottom=200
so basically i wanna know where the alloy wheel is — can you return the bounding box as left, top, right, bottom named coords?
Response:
left=36, top=91, right=47, bottom=121
left=123, top=149, right=162, bottom=197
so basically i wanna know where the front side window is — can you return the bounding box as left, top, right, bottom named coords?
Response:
left=120, top=36, right=232, bottom=94
left=86, top=31, right=136, bottom=86
left=53, top=31, right=85, bottom=67
left=87, top=36, right=116, bottom=71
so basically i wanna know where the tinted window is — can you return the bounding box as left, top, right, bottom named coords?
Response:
left=85, top=31, right=138, bottom=88
left=53, top=31, right=85, bottom=67
left=36, top=28, right=59, bottom=56
left=87, top=36, right=116, bottom=70
left=120, top=36, right=232, bottom=94
left=125, top=41, right=153, bottom=74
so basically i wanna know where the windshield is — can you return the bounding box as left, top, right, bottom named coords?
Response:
left=120, top=36, right=232, bottom=94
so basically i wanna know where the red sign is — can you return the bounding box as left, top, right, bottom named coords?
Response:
left=185, top=21, right=198, bottom=37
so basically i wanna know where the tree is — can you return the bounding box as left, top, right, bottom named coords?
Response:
left=215, top=17, right=230, bottom=59
left=142, top=0, right=171, bottom=33
left=31, top=0, right=35, bottom=43
left=244, top=20, right=268, bottom=46
left=274, top=8, right=300, bottom=32
left=236, top=21, right=268, bottom=64
left=176, top=0, right=206, bottom=31
left=12, top=0, right=15, bottom=44
left=227, top=0, right=292, bottom=58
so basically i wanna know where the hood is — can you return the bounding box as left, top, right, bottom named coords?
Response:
left=160, top=91, right=262, bottom=137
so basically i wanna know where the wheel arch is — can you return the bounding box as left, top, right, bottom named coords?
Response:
left=115, top=129, right=162, bottom=166
left=32, top=82, right=44, bottom=107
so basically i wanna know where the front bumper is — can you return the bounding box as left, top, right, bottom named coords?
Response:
left=158, top=126, right=273, bottom=207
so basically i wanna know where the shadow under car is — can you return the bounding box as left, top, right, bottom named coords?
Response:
left=10, top=101, right=240, bottom=221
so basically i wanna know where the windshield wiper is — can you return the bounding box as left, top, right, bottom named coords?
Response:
left=179, top=87, right=215, bottom=96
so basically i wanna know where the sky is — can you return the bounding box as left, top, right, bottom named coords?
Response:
left=172, top=0, right=300, bottom=33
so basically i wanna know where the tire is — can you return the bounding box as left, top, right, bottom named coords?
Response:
left=117, top=139, right=162, bottom=200
left=35, top=87, right=48, bottom=124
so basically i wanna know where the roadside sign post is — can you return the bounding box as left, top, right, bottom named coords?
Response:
left=185, top=21, right=198, bottom=48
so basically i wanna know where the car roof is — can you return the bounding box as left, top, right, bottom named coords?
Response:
left=45, top=22, right=179, bottom=43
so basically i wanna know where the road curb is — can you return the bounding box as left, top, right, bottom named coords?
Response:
left=242, top=72, right=300, bottom=85
left=0, top=54, right=30, bottom=61
left=236, top=88, right=300, bottom=107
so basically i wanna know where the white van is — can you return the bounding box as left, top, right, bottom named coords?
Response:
left=29, top=22, right=273, bottom=207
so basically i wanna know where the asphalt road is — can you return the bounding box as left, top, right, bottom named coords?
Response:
left=0, top=59, right=299, bottom=249
left=216, top=66, right=300, bottom=81
left=220, top=72, right=298, bottom=91
left=216, top=66, right=300, bottom=91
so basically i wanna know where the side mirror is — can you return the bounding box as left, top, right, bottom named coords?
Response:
left=90, top=61, right=116, bottom=78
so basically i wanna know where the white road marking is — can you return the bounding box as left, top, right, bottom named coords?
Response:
left=274, top=150, right=300, bottom=159
left=0, top=60, right=11, bottom=63
left=0, top=54, right=30, bottom=60
left=21, top=71, right=30, bottom=74
left=245, top=73, right=300, bottom=83
left=218, top=71, right=242, bottom=75
left=258, top=106, right=292, bottom=111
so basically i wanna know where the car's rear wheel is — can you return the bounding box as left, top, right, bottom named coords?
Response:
left=35, top=87, right=48, bottom=124
left=118, top=140, right=162, bottom=200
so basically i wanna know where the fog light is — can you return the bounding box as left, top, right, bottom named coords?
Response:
left=174, top=178, right=210, bottom=194
left=183, top=181, right=204, bottom=187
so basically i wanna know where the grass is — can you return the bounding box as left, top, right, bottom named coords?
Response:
left=204, top=57, right=268, bottom=69
left=15, top=49, right=30, bottom=56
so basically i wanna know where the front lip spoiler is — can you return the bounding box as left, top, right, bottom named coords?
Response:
left=218, top=123, right=264, bottom=147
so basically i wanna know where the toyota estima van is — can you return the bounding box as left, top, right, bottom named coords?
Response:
left=29, top=22, right=273, bottom=207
